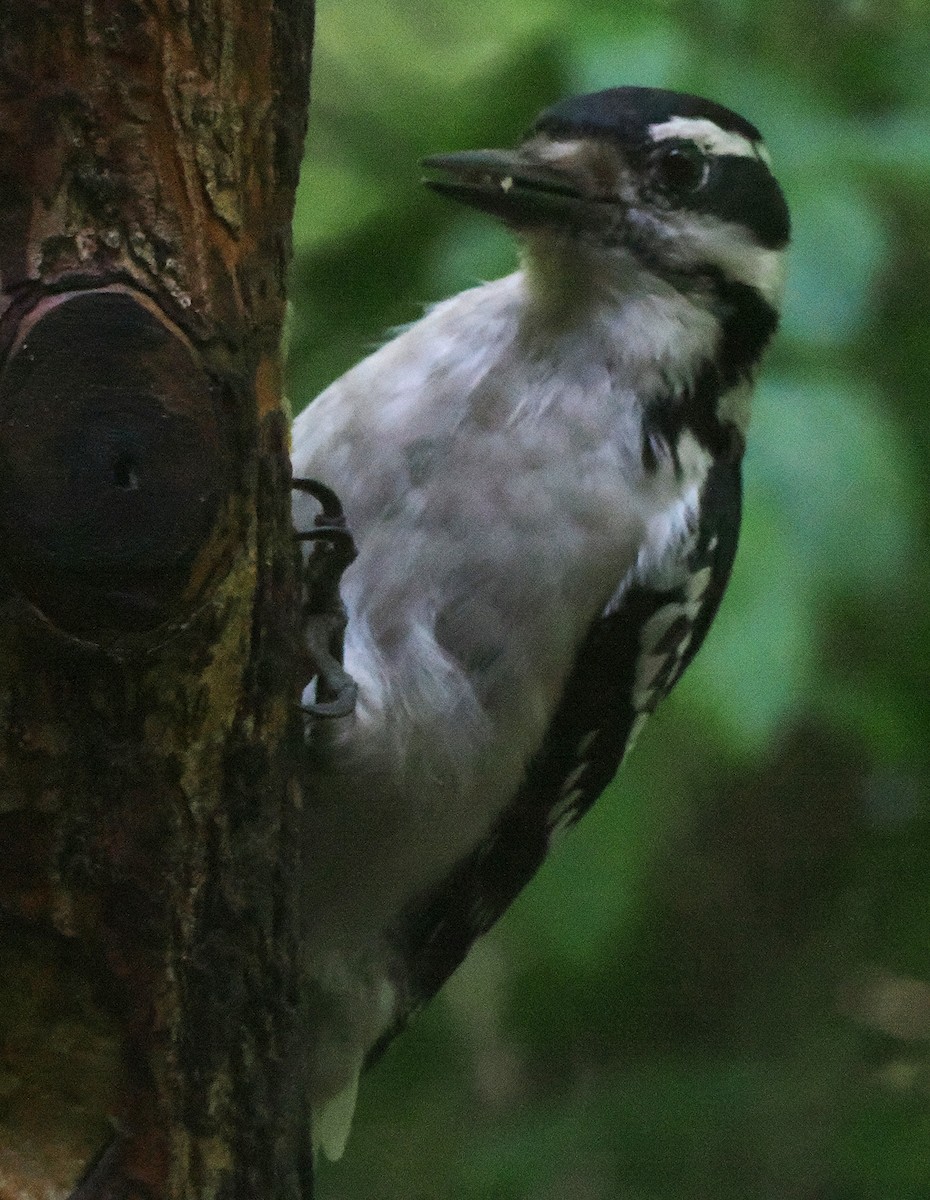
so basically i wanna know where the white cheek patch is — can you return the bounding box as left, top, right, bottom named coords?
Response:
left=658, top=210, right=788, bottom=307
left=648, top=116, right=771, bottom=167
left=749, top=246, right=787, bottom=304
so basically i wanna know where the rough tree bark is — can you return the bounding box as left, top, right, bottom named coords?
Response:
left=0, top=2, right=316, bottom=1197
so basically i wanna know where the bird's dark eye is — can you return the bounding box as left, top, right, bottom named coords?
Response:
left=650, top=143, right=709, bottom=194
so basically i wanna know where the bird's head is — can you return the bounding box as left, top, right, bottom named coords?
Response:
left=423, top=87, right=790, bottom=314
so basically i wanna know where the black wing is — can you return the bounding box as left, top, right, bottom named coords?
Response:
left=373, top=457, right=742, bottom=1060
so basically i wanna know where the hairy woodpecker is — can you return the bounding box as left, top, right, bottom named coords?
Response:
left=292, top=86, right=790, bottom=1159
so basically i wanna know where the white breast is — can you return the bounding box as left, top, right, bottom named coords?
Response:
left=293, top=270, right=720, bottom=953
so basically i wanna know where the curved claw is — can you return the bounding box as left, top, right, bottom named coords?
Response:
left=300, top=606, right=358, bottom=720
left=293, top=476, right=356, bottom=569
left=301, top=674, right=359, bottom=720
left=292, top=476, right=345, bottom=521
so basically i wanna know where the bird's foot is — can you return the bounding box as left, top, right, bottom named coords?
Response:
left=293, top=477, right=358, bottom=719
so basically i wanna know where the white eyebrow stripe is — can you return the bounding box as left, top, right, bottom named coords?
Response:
left=648, top=116, right=771, bottom=166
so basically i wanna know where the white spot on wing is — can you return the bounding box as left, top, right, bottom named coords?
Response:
left=544, top=787, right=580, bottom=835
left=630, top=568, right=713, bottom=711
left=576, top=730, right=598, bottom=757
left=626, top=712, right=650, bottom=750
left=548, top=788, right=585, bottom=843
left=559, top=762, right=588, bottom=795
left=639, top=606, right=684, bottom=649
left=634, top=652, right=669, bottom=700
left=686, top=566, right=713, bottom=601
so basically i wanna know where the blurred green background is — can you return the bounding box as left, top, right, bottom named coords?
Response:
left=287, top=1, right=930, bottom=1196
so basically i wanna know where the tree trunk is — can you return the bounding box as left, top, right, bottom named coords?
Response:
left=0, top=3, right=315, bottom=1197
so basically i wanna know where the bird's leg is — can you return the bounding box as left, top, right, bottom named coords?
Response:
left=293, top=478, right=358, bottom=719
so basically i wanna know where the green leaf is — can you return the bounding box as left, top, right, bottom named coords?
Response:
left=750, top=374, right=917, bottom=592
left=781, top=183, right=889, bottom=345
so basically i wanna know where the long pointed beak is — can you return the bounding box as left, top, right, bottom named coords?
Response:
left=421, top=148, right=593, bottom=227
